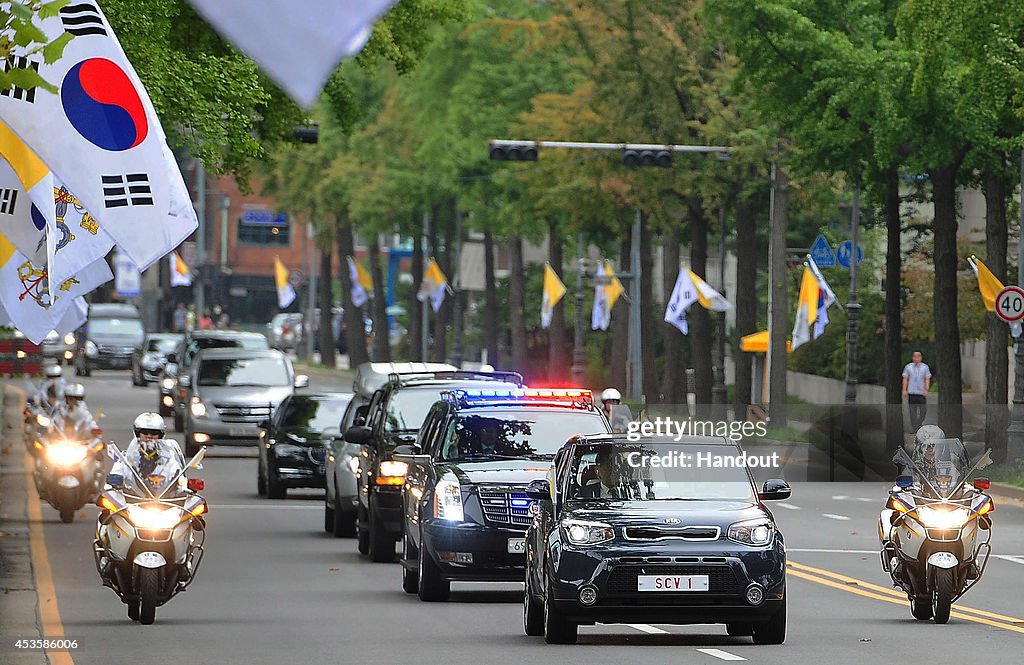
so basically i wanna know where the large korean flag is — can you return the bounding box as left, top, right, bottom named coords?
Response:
left=0, top=1, right=197, bottom=271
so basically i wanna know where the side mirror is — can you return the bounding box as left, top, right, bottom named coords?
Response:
left=759, top=479, right=791, bottom=501
left=525, top=478, right=551, bottom=501
left=178, top=375, right=191, bottom=387
left=187, top=478, right=205, bottom=491
left=344, top=425, right=372, bottom=445
left=294, top=374, right=309, bottom=388
left=974, top=477, right=991, bottom=491
left=895, top=475, right=914, bottom=489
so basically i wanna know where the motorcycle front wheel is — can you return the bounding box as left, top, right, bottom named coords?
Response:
left=139, top=568, right=159, bottom=625
left=932, top=568, right=955, bottom=624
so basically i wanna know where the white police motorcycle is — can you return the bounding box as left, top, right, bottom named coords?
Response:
left=93, top=443, right=208, bottom=625
left=878, top=438, right=994, bottom=624
left=32, top=413, right=106, bottom=523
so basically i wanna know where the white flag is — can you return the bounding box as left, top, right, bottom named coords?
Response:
left=0, top=1, right=197, bottom=271
left=664, top=267, right=699, bottom=335
left=348, top=256, right=369, bottom=308
left=55, top=296, right=88, bottom=336
left=188, top=0, right=400, bottom=108
left=806, top=256, right=836, bottom=339
left=275, top=257, right=296, bottom=309
left=115, top=250, right=140, bottom=297
left=690, top=270, right=732, bottom=312
left=592, top=261, right=611, bottom=330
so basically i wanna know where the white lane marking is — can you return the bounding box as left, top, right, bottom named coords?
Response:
left=831, top=495, right=849, bottom=500
left=789, top=548, right=877, bottom=554
left=697, top=648, right=747, bottom=661
left=855, top=497, right=875, bottom=502
left=210, top=504, right=322, bottom=510
left=626, top=624, right=668, bottom=634
left=821, top=513, right=851, bottom=521
left=995, top=555, right=1024, bottom=565
left=774, top=502, right=801, bottom=510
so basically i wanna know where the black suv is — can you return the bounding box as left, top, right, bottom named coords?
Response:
left=342, top=371, right=524, bottom=563
left=396, top=388, right=611, bottom=601
left=523, top=433, right=791, bottom=644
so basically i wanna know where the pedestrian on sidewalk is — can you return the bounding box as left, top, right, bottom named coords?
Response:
left=902, top=351, right=932, bottom=431
left=172, top=302, right=187, bottom=333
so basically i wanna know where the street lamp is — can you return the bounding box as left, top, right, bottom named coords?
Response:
left=571, top=233, right=586, bottom=387
left=711, top=205, right=728, bottom=420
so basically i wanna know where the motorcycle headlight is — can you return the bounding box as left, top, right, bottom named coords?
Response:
left=127, top=504, right=183, bottom=529
left=434, top=474, right=463, bottom=521
left=728, top=518, right=774, bottom=546
left=161, top=377, right=176, bottom=390
left=560, top=518, right=614, bottom=546
left=45, top=443, right=87, bottom=467
left=190, top=398, right=207, bottom=417
left=917, top=506, right=969, bottom=529
left=63, top=332, right=75, bottom=346
left=85, top=341, right=98, bottom=357
left=36, top=413, right=51, bottom=428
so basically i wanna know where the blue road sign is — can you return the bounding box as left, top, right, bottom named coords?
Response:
left=810, top=234, right=835, bottom=267
left=836, top=240, right=864, bottom=269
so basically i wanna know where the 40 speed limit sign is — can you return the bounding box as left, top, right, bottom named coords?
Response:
left=995, top=285, right=1024, bottom=323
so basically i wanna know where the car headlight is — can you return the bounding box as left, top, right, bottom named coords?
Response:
left=434, top=474, right=463, bottom=521
left=127, top=504, right=183, bottom=529
left=45, top=443, right=87, bottom=467
left=560, top=518, right=614, bottom=546
left=161, top=377, right=176, bottom=390
left=917, top=506, right=970, bottom=529
left=85, top=341, right=98, bottom=357
left=346, top=456, right=360, bottom=474
left=274, top=443, right=304, bottom=457
left=190, top=398, right=207, bottom=417
left=728, top=518, right=774, bottom=546
left=63, top=332, right=75, bottom=346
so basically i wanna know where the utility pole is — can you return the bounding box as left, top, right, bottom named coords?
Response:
left=303, top=223, right=317, bottom=362
left=421, top=210, right=430, bottom=361
left=1007, top=149, right=1024, bottom=461
left=451, top=205, right=464, bottom=369
left=844, top=185, right=862, bottom=406
left=712, top=205, right=728, bottom=419
left=629, top=210, right=643, bottom=401
left=767, top=161, right=789, bottom=427
left=194, top=160, right=206, bottom=320
left=571, top=232, right=586, bottom=387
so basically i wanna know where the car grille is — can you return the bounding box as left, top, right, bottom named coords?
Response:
left=623, top=525, right=721, bottom=541
left=308, top=445, right=327, bottom=465
left=477, top=487, right=532, bottom=527
left=98, top=345, right=134, bottom=356
left=606, top=564, right=739, bottom=595
left=214, top=403, right=271, bottom=423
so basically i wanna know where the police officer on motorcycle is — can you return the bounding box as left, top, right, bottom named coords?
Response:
left=879, top=425, right=946, bottom=547
left=59, top=383, right=98, bottom=431
left=107, top=413, right=185, bottom=490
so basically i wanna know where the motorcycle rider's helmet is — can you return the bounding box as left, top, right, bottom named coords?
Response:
left=44, top=364, right=62, bottom=379
left=133, top=412, right=167, bottom=460
left=601, top=387, right=622, bottom=404
left=64, top=382, right=85, bottom=405
left=914, top=424, right=945, bottom=456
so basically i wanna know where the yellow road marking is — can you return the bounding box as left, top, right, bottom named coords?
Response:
left=23, top=452, right=76, bottom=665
left=789, top=561, right=1024, bottom=634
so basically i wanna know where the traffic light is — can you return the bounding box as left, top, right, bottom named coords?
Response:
left=489, top=142, right=538, bottom=161
left=622, top=149, right=672, bottom=168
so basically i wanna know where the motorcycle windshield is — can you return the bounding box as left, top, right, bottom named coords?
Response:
left=123, top=456, right=186, bottom=498
left=910, top=438, right=971, bottom=498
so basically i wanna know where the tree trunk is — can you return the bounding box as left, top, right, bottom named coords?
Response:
left=659, top=223, right=684, bottom=404
left=336, top=215, right=369, bottom=367
left=930, top=163, right=962, bottom=437
left=611, top=227, right=631, bottom=392
left=430, top=204, right=448, bottom=363
left=984, top=165, right=1009, bottom=461
left=883, top=169, right=904, bottom=454
left=689, top=198, right=713, bottom=413
left=733, top=191, right=758, bottom=417
left=484, top=229, right=499, bottom=367
left=768, top=163, right=789, bottom=427
left=408, top=209, right=424, bottom=361
left=548, top=220, right=567, bottom=382
left=368, top=235, right=392, bottom=362
left=508, top=237, right=528, bottom=373
left=640, top=211, right=658, bottom=402
left=318, top=243, right=336, bottom=368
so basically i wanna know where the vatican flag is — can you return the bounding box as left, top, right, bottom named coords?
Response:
left=275, top=256, right=296, bottom=308
left=348, top=256, right=372, bottom=308
left=541, top=263, right=566, bottom=329
left=417, top=258, right=448, bottom=313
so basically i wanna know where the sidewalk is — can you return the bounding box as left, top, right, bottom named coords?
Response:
left=0, top=383, right=48, bottom=664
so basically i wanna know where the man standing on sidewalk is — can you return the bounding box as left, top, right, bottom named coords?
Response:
left=902, top=351, right=932, bottom=431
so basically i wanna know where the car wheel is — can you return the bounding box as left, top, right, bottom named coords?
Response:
left=334, top=496, right=355, bottom=538
left=266, top=466, right=286, bottom=499
left=523, top=566, right=544, bottom=636
left=368, top=502, right=395, bottom=563
left=752, top=595, right=787, bottom=645
left=132, top=366, right=144, bottom=386
left=257, top=459, right=267, bottom=497
left=543, top=579, right=577, bottom=644
left=324, top=501, right=335, bottom=533
left=402, top=531, right=419, bottom=594
left=417, top=527, right=449, bottom=602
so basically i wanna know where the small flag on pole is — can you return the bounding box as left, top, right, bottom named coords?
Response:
left=417, top=258, right=448, bottom=313
left=170, top=251, right=191, bottom=287
left=968, top=255, right=1003, bottom=312
left=348, top=256, right=372, bottom=308
left=592, top=260, right=625, bottom=331
left=275, top=256, right=296, bottom=308
left=541, top=263, right=566, bottom=329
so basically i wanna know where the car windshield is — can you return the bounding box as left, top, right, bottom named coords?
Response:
left=147, top=338, right=179, bottom=353
left=383, top=387, right=449, bottom=432
left=436, top=409, right=608, bottom=461
left=89, top=318, right=144, bottom=337
left=282, top=397, right=351, bottom=433
left=197, top=357, right=290, bottom=386
left=566, top=442, right=757, bottom=502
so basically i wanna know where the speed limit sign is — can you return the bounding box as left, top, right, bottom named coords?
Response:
left=995, top=285, right=1024, bottom=323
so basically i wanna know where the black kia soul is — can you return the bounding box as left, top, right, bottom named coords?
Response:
left=395, top=388, right=611, bottom=602
left=523, top=433, right=791, bottom=645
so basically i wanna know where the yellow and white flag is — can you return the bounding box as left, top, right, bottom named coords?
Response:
left=348, top=256, right=372, bottom=308
left=968, top=255, right=1003, bottom=312
left=170, top=251, right=191, bottom=287
left=592, top=260, right=625, bottom=331
left=275, top=256, right=296, bottom=309
left=791, top=265, right=820, bottom=350
left=541, top=263, right=566, bottom=329
left=664, top=266, right=731, bottom=335
left=690, top=269, right=732, bottom=312
left=418, top=258, right=448, bottom=313
left=0, top=1, right=197, bottom=271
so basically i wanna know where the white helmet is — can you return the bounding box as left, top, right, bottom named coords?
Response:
left=64, top=383, right=85, bottom=399
left=133, top=412, right=166, bottom=439
left=914, top=424, right=945, bottom=453
left=601, top=387, right=622, bottom=403
left=44, top=364, right=62, bottom=378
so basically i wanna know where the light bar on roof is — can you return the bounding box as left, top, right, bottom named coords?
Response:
left=448, top=388, right=593, bottom=402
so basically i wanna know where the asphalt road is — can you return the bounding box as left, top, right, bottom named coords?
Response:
left=7, top=370, right=1024, bottom=664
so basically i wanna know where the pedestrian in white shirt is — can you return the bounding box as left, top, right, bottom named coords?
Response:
left=902, top=351, right=932, bottom=431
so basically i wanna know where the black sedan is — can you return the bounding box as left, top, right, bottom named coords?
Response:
left=524, top=433, right=790, bottom=645
left=258, top=392, right=353, bottom=499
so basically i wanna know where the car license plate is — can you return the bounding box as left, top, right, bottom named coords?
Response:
left=637, top=575, right=709, bottom=592
left=229, top=428, right=253, bottom=437
left=507, top=538, right=526, bottom=554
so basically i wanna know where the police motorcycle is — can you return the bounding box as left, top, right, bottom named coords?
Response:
left=878, top=437, right=994, bottom=624
left=93, top=442, right=208, bottom=625
left=32, top=410, right=106, bottom=523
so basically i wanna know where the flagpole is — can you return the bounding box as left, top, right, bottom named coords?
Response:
left=572, top=232, right=586, bottom=386
left=712, top=205, right=728, bottom=419
left=842, top=183, right=862, bottom=477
